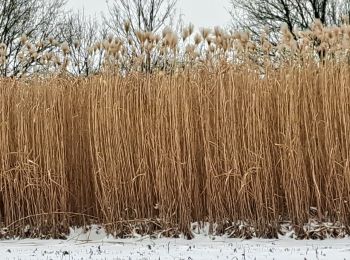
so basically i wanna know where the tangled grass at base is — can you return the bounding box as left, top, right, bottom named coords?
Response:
left=1, top=19, right=350, bottom=239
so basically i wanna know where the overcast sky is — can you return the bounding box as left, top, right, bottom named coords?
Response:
left=66, top=0, right=232, bottom=28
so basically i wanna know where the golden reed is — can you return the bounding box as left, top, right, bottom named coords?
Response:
left=1, top=60, right=350, bottom=239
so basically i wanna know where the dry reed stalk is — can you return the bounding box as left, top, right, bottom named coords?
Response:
left=1, top=60, right=350, bottom=239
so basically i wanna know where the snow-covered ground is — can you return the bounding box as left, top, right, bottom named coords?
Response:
left=1, top=226, right=350, bottom=260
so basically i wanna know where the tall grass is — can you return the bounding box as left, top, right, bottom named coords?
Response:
left=1, top=59, right=350, bottom=239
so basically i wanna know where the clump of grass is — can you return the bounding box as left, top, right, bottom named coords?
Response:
left=1, top=20, right=350, bottom=239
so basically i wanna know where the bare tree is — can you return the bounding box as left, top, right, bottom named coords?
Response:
left=0, top=0, right=66, bottom=77
left=104, top=0, right=178, bottom=72
left=59, top=12, right=107, bottom=76
left=105, top=0, right=177, bottom=39
left=328, top=0, right=350, bottom=25
left=229, top=0, right=350, bottom=42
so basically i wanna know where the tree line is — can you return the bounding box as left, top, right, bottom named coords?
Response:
left=0, top=0, right=349, bottom=77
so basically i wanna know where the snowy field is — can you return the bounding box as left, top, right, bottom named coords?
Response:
left=1, top=226, right=350, bottom=260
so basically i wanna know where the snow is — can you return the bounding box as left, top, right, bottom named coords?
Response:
left=1, top=225, right=350, bottom=259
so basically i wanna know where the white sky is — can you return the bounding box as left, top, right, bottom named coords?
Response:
left=66, top=0, right=232, bottom=28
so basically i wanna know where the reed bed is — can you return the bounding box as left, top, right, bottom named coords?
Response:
left=1, top=59, right=350, bottom=239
